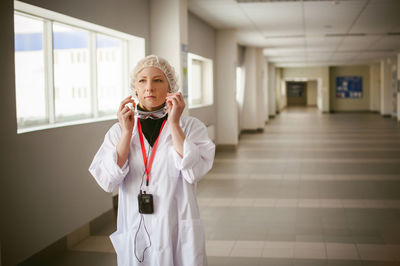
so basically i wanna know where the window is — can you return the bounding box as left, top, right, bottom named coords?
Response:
left=14, top=14, right=47, bottom=127
left=53, top=23, right=91, bottom=121
left=14, top=1, right=144, bottom=133
left=96, top=34, right=124, bottom=115
left=187, top=53, right=213, bottom=108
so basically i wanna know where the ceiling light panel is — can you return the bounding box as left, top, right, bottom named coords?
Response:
left=370, top=35, right=400, bottom=51
left=237, top=30, right=274, bottom=46
left=337, top=35, right=382, bottom=51
left=350, top=0, right=400, bottom=34
left=238, top=2, right=303, bottom=35
left=358, top=51, right=395, bottom=60
left=303, top=1, right=367, bottom=35
left=305, top=36, right=342, bottom=51
left=263, top=47, right=306, bottom=56
left=188, top=0, right=250, bottom=29
left=263, top=36, right=306, bottom=47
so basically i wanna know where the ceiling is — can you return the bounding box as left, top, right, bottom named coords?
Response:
left=188, top=0, right=400, bottom=67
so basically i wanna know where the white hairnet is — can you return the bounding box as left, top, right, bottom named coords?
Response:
left=130, top=54, right=179, bottom=93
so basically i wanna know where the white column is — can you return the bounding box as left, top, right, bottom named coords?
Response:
left=216, top=30, right=238, bottom=145
left=380, top=59, right=392, bottom=116
left=268, top=62, right=276, bottom=117
left=263, top=58, right=269, bottom=122
left=369, top=63, right=381, bottom=112
left=321, top=67, right=330, bottom=113
left=241, top=47, right=266, bottom=130
left=256, top=48, right=267, bottom=127
left=397, top=93, right=400, bottom=121
left=275, top=67, right=282, bottom=112
left=150, top=0, right=188, bottom=100
left=242, top=47, right=257, bottom=130
left=398, top=53, right=400, bottom=121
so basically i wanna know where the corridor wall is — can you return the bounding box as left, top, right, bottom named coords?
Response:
left=329, top=65, right=370, bottom=112
left=307, top=80, right=318, bottom=106
left=187, top=11, right=217, bottom=128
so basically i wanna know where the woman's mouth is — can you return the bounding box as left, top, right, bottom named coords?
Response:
left=145, top=96, right=155, bottom=99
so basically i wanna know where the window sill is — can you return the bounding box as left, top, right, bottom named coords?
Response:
left=188, top=103, right=214, bottom=110
left=17, top=115, right=116, bottom=134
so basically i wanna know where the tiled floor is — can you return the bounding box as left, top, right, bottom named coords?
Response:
left=51, top=107, right=400, bottom=265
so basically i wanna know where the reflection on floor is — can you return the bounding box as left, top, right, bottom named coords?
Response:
left=51, top=107, right=400, bottom=265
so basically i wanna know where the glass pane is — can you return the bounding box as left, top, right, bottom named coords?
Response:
left=53, top=23, right=90, bottom=121
left=190, top=60, right=202, bottom=105
left=96, top=34, right=123, bottom=114
left=14, top=14, right=47, bottom=127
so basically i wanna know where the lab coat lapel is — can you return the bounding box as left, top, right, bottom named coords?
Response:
left=158, top=120, right=171, bottom=147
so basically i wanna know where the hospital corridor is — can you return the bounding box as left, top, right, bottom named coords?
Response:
left=2, top=0, right=400, bottom=266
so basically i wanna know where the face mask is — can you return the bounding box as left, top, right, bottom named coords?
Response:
left=135, top=105, right=168, bottom=120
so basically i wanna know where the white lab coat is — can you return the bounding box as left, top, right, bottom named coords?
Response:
left=89, top=116, right=215, bottom=266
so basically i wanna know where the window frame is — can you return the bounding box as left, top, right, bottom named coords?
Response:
left=187, top=53, right=214, bottom=109
left=14, top=1, right=144, bottom=134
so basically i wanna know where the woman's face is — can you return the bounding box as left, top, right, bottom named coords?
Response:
left=135, top=67, right=169, bottom=111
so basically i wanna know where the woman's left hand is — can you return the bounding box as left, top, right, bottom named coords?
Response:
left=166, top=92, right=185, bottom=125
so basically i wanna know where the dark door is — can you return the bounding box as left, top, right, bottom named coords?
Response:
left=287, top=82, right=307, bottom=106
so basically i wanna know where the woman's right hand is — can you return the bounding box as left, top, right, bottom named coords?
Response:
left=117, top=96, right=136, bottom=136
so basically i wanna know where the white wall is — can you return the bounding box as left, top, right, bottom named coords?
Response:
left=216, top=30, right=238, bottom=145
left=1, top=0, right=150, bottom=265
left=381, top=58, right=395, bottom=116
left=370, top=63, right=381, bottom=112
left=307, top=80, right=317, bottom=106
left=187, top=12, right=216, bottom=127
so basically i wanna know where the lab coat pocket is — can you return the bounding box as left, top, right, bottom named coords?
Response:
left=109, top=230, right=133, bottom=266
left=177, top=218, right=206, bottom=266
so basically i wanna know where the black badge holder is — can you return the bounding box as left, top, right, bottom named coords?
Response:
left=138, top=190, right=154, bottom=214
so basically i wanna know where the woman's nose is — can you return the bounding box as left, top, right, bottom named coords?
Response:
left=145, top=81, right=153, bottom=91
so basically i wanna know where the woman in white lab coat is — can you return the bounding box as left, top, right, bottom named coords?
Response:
left=89, top=55, right=215, bottom=266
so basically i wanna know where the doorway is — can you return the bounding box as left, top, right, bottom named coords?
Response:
left=286, top=81, right=307, bottom=106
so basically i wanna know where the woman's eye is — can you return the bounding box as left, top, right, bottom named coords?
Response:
left=138, top=79, right=145, bottom=83
left=154, top=79, right=163, bottom=82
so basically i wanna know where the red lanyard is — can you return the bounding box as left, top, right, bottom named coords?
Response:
left=137, top=118, right=167, bottom=186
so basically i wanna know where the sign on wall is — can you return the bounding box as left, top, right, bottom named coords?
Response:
left=336, top=76, right=363, bottom=99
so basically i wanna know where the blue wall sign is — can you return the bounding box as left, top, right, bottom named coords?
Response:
left=336, top=76, right=363, bottom=99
